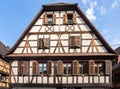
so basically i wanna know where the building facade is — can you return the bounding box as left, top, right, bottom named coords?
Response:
left=6, top=3, right=117, bottom=89
left=0, top=41, right=10, bottom=89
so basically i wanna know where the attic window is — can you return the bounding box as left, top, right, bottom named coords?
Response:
left=43, top=14, right=56, bottom=25
left=47, top=15, right=53, bottom=24
left=63, top=13, right=76, bottom=24
left=69, top=36, right=81, bottom=49
left=37, top=38, right=50, bottom=49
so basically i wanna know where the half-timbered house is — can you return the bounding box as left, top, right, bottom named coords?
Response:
left=0, top=41, right=10, bottom=89
left=6, top=3, right=117, bottom=89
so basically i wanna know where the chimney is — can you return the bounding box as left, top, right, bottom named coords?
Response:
left=118, top=56, right=120, bottom=63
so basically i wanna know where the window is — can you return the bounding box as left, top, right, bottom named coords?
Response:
left=39, top=63, right=47, bottom=75
left=69, top=36, right=81, bottom=49
left=64, top=63, right=72, bottom=75
left=43, top=14, right=56, bottom=25
left=79, top=62, right=89, bottom=75
left=95, top=62, right=105, bottom=75
left=63, top=13, right=76, bottom=24
left=0, top=75, right=6, bottom=82
left=47, top=15, right=53, bottom=24
left=37, top=38, right=50, bottom=49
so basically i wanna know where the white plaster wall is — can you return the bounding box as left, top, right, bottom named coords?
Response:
left=14, top=48, right=23, bottom=53
left=78, top=76, right=82, bottom=83
left=29, top=26, right=41, bottom=32
left=18, top=41, right=26, bottom=47
left=12, top=61, right=18, bottom=66
left=84, top=76, right=88, bottom=83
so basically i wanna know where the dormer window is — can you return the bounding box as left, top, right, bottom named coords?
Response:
left=63, top=13, right=76, bottom=24
left=43, top=14, right=56, bottom=25
left=37, top=38, right=50, bottom=49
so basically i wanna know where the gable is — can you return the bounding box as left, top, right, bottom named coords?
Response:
left=7, top=3, right=116, bottom=57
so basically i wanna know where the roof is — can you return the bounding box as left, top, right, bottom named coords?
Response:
left=7, top=2, right=116, bottom=57
left=115, top=46, right=120, bottom=55
left=113, top=62, right=120, bottom=71
left=0, top=41, right=10, bottom=57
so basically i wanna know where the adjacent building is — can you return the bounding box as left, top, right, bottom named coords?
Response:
left=6, top=3, right=117, bottom=89
left=0, top=41, right=10, bottom=89
left=112, top=47, right=120, bottom=88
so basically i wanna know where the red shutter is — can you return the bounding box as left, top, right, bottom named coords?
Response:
left=57, top=60, right=64, bottom=75
left=75, top=36, right=81, bottom=47
left=44, top=38, right=50, bottom=49
left=73, top=13, right=76, bottom=23
left=63, top=14, right=68, bottom=24
left=43, top=14, right=48, bottom=24
left=69, top=36, right=75, bottom=48
left=47, top=60, right=52, bottom=75
left=89, top=60, right=95, bottom=75
left=32, top=61, right=38, bottom=75
left=23, top=61, right=29, bottom=75
left=18, top=61, right=22, bottom=75
left=73, top=60, right=79, bottom=75
left=52, top=14, right=56, bottom=24
left=38, top=38, right=44, bottom=49
left=105, top=60, right=112, bottom=75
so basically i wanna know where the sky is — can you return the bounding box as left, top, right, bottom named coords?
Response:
left=0, top=0, right=120, bottom=50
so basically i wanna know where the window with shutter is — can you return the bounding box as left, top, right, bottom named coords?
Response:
left=64, top=63, right=72, bottom=75
left=69, top=36, right=81, bottom=48
left=43, top=14, right=56, bottom=25
left=18, top=61, right=22, bottom=75
left=32, top=61, right=38, bottom=75
left=18, top=61, right=29, bottom=76
left=38, top=38, right=50, bottom=49
left=89, top=60, right=95, bottom=75
left=63, top=13, right=76, bottom=24
left=95, top=62, right=105, bottom=75
left=57, top=60, right=64, bottom=75
left=105, top=60, right=112, bottom=75
left=73, top=60, right=79, bottom=75
left=47, top=60, right=52, bottom=75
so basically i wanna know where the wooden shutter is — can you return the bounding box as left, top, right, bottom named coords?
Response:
left=23, top=61, right=29, bottom=75
left=52, top=14, right=56, bottom=24
left=63, top=14, right=68, bottom=24
left=69, top=36, right=75, bottom=48
left=32, top=61, right=38, bottom=75
left=18, top=61, right=22, bottom=75
left=105, top=60, right=112, bottom=75
left=57, top=60, right=64, bottom=75
left=38, top=38, right=44, bottom=49
left=89, top=60, right=95, bottom=75
left=43, top=14, right=48, bottom=24
left=75, top=36, right=81, bottom=47
left=73, top=13, right=76, bottom=23
left=47, top=60, right=52, bottom=75
left=44, top=38, right=50, bottom=49
left=73, top=60, right=79, bottom=75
